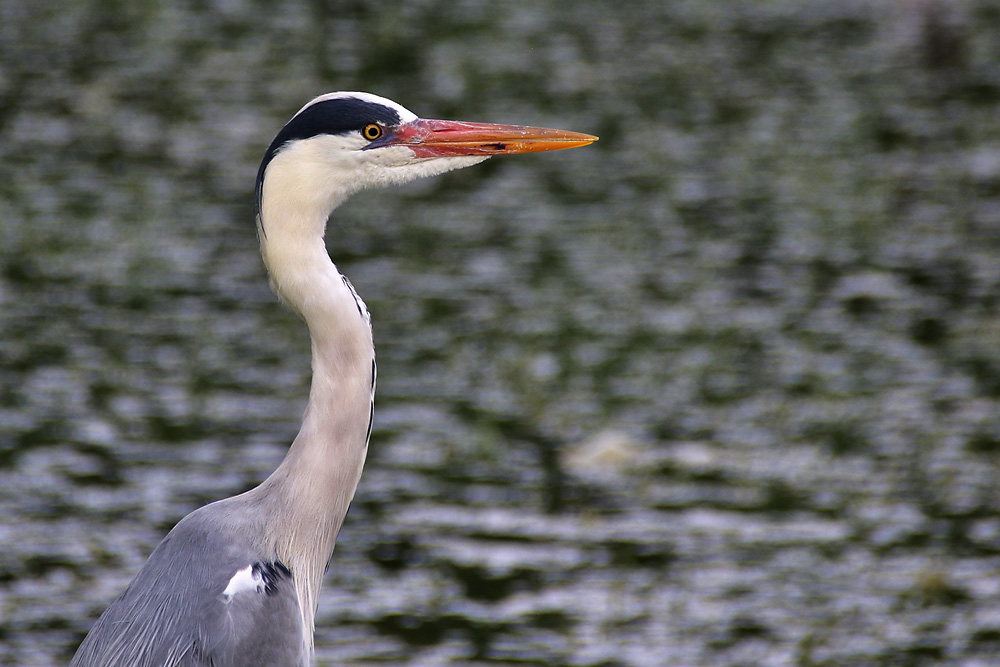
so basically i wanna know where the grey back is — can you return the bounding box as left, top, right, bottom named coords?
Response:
left=71, top=504, right=305, bottom=666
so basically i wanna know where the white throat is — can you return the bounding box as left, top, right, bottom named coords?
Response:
left=250, top=125, right=489, bottom=650
left=253, top=145, right=376, bottom=649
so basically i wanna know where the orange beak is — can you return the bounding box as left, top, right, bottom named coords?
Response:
left=383, top=118, right=598, bottom=157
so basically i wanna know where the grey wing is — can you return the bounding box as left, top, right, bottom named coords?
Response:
left=199, top=561, right=306, bottom=666
left=71, top=510, right=306, bottom=667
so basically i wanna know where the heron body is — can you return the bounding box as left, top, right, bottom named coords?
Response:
left=70, top=92, right=596, bottom=666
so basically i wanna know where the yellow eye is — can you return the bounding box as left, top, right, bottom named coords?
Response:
left=362, top=124, right=383, bottom=141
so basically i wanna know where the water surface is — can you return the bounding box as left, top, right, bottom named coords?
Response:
left=2, top=1, right=1000, bottom=665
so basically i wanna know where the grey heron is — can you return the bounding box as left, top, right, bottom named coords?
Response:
left=70, top=92, right=596, bottom=666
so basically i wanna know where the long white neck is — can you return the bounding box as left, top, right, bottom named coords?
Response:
left=251, top=143, right=375, bottom=648
left=243, top=133, right=487, bottom=650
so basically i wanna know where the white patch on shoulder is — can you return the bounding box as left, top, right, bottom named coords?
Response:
left=221, top=565, right=264, bottom=600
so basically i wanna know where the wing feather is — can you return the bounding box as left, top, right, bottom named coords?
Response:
left=71, top=508, right=306, bottom=667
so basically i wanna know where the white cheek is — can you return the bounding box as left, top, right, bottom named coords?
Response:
left=363, top=151, right=491, bottom=188
left=368, top=145, right=421, bottom=168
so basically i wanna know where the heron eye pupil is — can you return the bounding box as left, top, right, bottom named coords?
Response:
left=363, top=124, right=382, bottom=140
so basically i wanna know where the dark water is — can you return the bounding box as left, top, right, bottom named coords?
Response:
left=3, top=0, right=1000, bottom=665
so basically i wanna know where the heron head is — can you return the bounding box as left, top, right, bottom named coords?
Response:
left=255, top=92, right=597, bottom=227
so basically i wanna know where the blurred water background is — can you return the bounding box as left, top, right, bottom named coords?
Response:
left=2, top=0, right=1000, bottom=665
